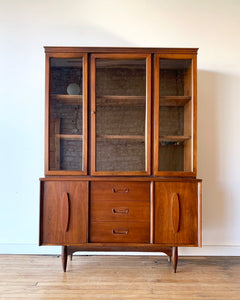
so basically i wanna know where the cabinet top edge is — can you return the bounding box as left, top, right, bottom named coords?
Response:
left=40, top=177, right=202, bottom=182
left=44, top=46, right=199, bottom=54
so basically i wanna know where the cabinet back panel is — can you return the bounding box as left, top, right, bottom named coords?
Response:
left=96, top=140, right=145, bottom=172
left=159, top=144, right=184, bottom=171
left=50, top=66, right=83, bottom=95
left=96, top=65, right=146, bottom=96
left=159, top=107, right=184, bottom=136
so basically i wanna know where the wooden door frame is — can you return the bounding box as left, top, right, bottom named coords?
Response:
left=90, top=53, right=152, bottom=176
left=153, top=53, right=197, bottom=177
left=44, top=52, right=88, bottom=176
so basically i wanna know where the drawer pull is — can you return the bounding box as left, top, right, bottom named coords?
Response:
left=112, top=208, right=129, bottom=214
left=61, top=192, right=70, bottom=232
left=171, top=193, right=180, bottom=233
left=112, top=188, right=129, bottom=193
left=112, top=229, right=129, bottom=235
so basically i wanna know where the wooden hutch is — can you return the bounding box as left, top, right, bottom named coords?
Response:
left=39, top=47, right=202, bottom=272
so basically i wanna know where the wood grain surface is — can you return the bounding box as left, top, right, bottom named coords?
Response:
left=0, top=255, right=239, bottom=299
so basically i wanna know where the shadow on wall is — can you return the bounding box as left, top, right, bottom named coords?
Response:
left=197, top=70, right=239, bottom=245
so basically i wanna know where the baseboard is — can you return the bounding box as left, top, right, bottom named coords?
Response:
left=0, top=244, right=240, bottom=256
left=179, top=246, right=240, bottom=256
left=0, top=244, right=61, bottom=255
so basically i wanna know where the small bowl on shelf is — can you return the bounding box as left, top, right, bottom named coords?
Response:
left=67, top=83, right=80, bottom=95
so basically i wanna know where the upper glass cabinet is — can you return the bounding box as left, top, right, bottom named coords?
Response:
left=154, top=54, right=197, bottom=177
left=91, top=54, right=151, bottom=175
left=44, top=48, right=198, bottom=177
left=45, top=54, right=87, bottom=175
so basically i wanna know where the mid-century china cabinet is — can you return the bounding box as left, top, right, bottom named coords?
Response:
left=39, top=47, right=202, bottom=273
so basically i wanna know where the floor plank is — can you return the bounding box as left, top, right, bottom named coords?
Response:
left=0, top=255, right=239, bottom=299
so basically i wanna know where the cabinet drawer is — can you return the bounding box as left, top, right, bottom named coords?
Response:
left=91, top=182, right=150, bottom=201
left=91, top=200, right=149, bottom=222
left=90, top=222, right=150, bottom=243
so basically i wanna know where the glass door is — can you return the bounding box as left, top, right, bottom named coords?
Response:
left=154, top=54, right=197, bottom=177
left=91, top=54, right=151, bottom=175
left=45, top=54, right=87, bottom=175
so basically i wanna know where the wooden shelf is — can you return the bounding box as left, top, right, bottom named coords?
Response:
left=97, top=135, right=145, bottom=141
left=159, top=135, right=191, bottom=142
left=51, top=94, right=82, bottom=105
left=160, top=96, right=191, bottom=107
left=51, top=95, right=190, bottom=107
left=56, top=134, right=82, bottom=140
left=97, top=95, right=145, bottom=106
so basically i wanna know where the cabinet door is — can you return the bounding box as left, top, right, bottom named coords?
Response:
left=154, top=54, right=197, bottom=177
left=40, top=181, right=88, bottom=245
left=90, top=54, right=151, bottom=176
left=45, top=53, right=88, bottom=175
left=154, top=182, right=201, bottom=246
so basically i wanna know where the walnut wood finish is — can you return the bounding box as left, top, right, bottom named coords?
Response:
left=41, top=177, right=201, bottom=182
left=154, top=181, right=200, bottom=246
left=40, top=181, right=88, bottom=245
left=41, top=47, right=201, bottom=273
left=61, top=192, right=70, bottom=232
left=91, top=200, right=150, bottom=222
left=171, top=193, right=180, bottom=234
left=61, top=246, right=67, bottom=272
left=90, top=181, right=150, bottom=244
left=44, top=46, right=198, bottom=54
left=90, top=222, right=150, bottom=243
left=66, top=244, right=173, bottom=255
left=44, top=53, right=88, bottom=176
left=153, top=54, right=197, bottom=177
left=172, top=246, right=178, bottom=273
left=90, top=53, right=151, bottom=176
left=91, top=181, right=150, bottom=201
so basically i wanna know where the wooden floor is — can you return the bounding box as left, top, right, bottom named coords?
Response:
left=0, top=255, right=239, bottom=299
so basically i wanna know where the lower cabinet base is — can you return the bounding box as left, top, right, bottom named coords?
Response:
left=61, top=245, right=179, bottom=273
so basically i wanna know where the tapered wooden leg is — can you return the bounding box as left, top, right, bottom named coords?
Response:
left=172, top=246, right=178, bottom=273
left=61, top=246, right=68, bottom=272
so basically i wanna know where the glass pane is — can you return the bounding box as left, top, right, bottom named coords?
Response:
left=95, top=58, right=146, bottom=172
left=49, top=58, right=83, bottom=171
left=158, top=59, right=192, bottom=172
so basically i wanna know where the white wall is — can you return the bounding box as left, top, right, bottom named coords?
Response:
left=0, top=0, right=240, bottom=255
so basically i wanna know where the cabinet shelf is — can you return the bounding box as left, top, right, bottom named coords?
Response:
left=51, top=94, right=82, bottom=105
left=159, top=135, right=191, bottom=142
left=51, top=94, right=147, bottom=106
left=97, top=135, right=145, bottom=141
left=56, top=134, right=82, bottom=140
left=97, top=95, right=145, bottom=106
left=96, top=95, right=191, bottom=107
left=160, top=96, right=191, bottom=106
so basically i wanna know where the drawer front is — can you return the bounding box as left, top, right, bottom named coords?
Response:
left=91, top=182, right=150, bottom=201
left=91, top=200, right=150, bottom=222
left=90, top=222, right=150, bottom=243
